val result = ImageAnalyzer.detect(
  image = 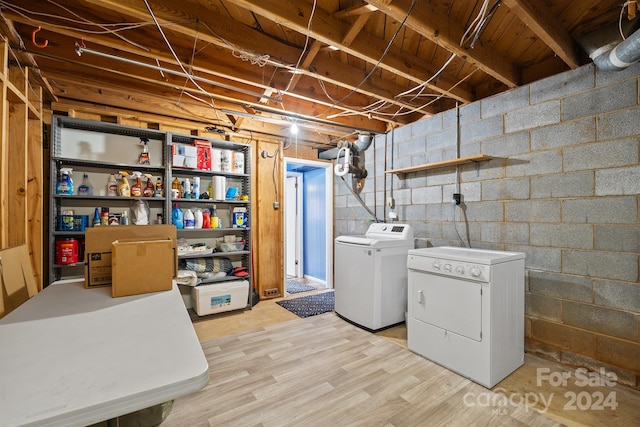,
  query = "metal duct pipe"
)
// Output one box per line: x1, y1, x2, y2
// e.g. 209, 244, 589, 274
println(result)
578, 18, 640, 71
318, 133, 375, 160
